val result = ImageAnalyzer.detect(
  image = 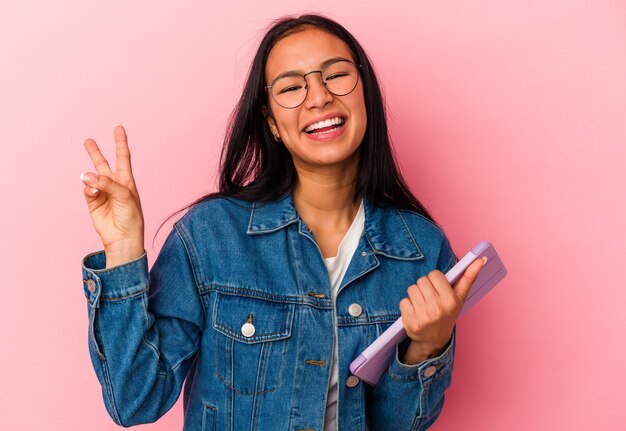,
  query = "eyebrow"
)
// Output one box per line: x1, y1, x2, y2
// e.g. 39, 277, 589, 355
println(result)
269, 56, 352, 83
